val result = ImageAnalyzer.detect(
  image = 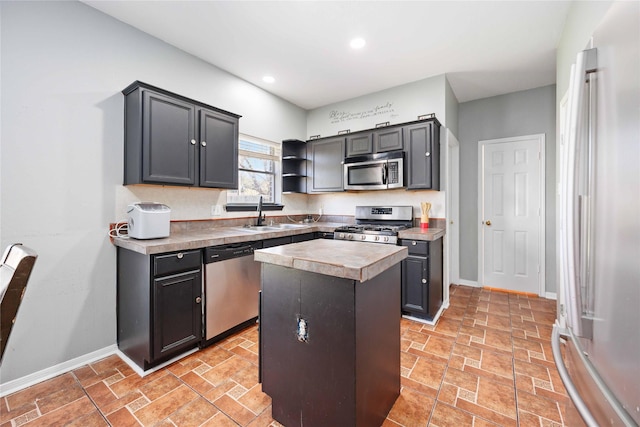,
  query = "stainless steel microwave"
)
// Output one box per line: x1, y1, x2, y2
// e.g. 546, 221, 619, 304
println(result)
343, 151, 404, 190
